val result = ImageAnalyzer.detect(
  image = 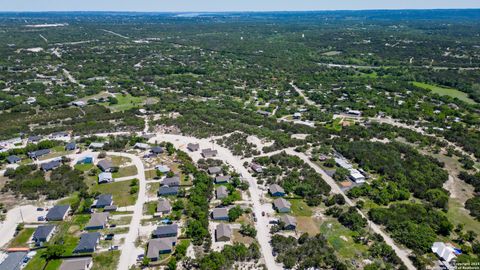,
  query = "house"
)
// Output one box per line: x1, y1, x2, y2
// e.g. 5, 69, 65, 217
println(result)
349, 169, 366, 183
257, 110, 271, 117
162, 176, 180, 187
187, 143, 199, 152
134, 143, 150, 150
32, 225, 56, 246
432, 242, 460, 264
158, 186, 179, 196
103, 205, 118, 212
78, 156, 94, 164
74, 232, 101, 253
250, 163, 263, 173
92, 194, 113, 208
89, 142, 105, 149
216, 186, 228, 199
155, 165, 170, 173
65, 142, 76, 151
50, 132, 69, 141
201, 148, 218, 158
28, 149, 50, 159
346, 109, 362, 117
97, 160, 114, 172
215, 175, 231, 184
280, 215, 297, 230
157, 198, 171, 214
0, 251, 28, 270
59, 257, 93, 270
98, 172, 113, 184
147, 238, 175, 260
28, 135, 43, 143
152, 224, 178, 238
208, 166, 222, 175
212, 208, 229, 220
46, 205, 70, 221
273, 198, 291, 213
334, 158, 352, 169
41, 160, 61, 171
6, 155, 21, 164
215, 223, 232, 242
293, 112, 302, 119
85, 213, 109, 230
269, 184, 285, 197
150, 146, 164, 155
71, 101, 87, 107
